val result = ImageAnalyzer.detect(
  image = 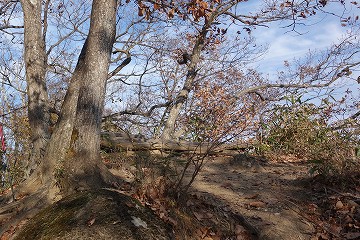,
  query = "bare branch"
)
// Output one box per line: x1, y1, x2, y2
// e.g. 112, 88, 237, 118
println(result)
103, 101, 172, 120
